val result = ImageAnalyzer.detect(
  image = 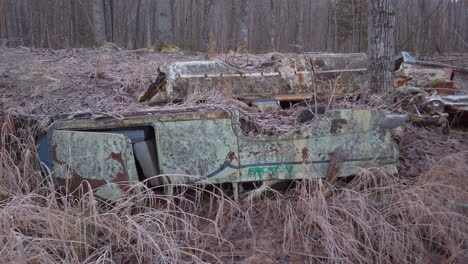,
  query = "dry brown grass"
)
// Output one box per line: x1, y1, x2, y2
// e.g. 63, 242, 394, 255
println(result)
227, 167, 467, 263
1, 113, 467, 263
